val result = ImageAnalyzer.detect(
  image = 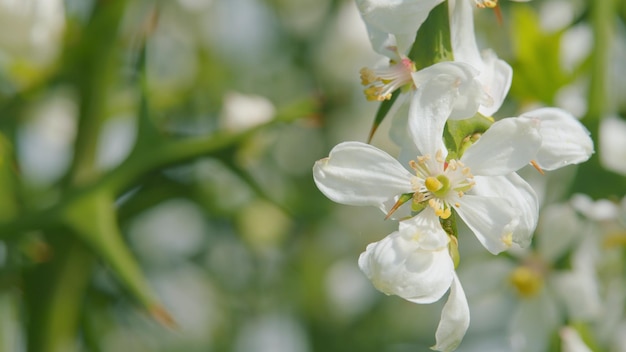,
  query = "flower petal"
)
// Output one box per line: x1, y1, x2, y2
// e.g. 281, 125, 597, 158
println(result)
509, 291, 559, 352
472, 173, 539, 249
519, 107, 593, 170
399, 208, 450, 250
560, 326, 593, 352
461, 117, 542, 176
313, 141, 414, 213
449, 0, 511, 116
455, 194, 518, 254
408, 62, 481, 157
355, 0, 444, 55
358, 227, 454, 304
432, 273, 470, 352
